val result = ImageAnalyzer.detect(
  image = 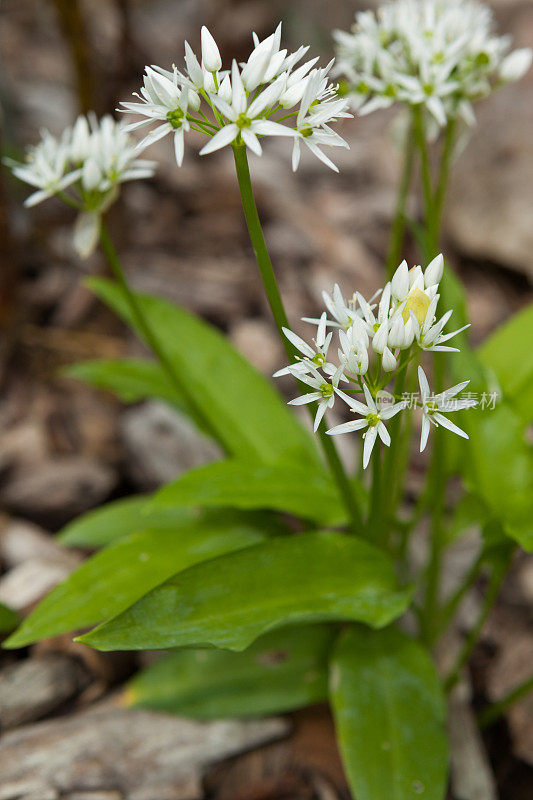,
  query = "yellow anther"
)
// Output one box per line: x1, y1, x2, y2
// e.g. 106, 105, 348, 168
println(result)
402, 288, 431, 325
